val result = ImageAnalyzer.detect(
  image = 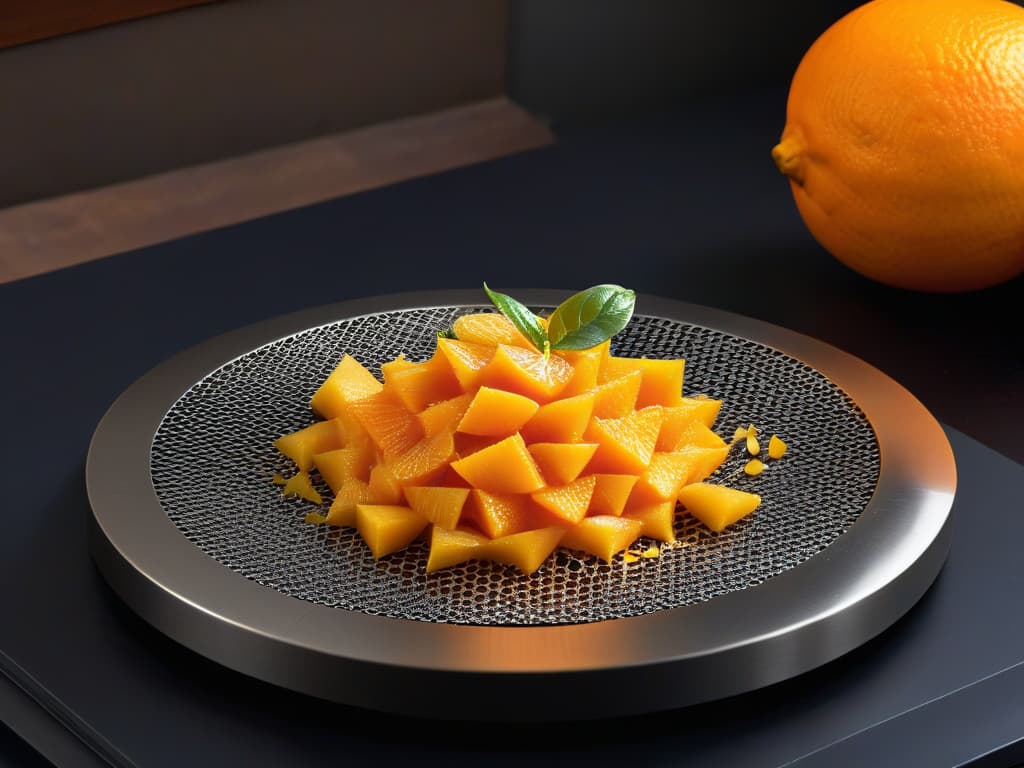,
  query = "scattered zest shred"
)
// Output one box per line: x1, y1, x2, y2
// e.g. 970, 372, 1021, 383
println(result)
744, 458, 765, 476
271, 473, 287, 485
623, 552, 640, 564
305, 512, 328, 525
768, 435, 788, 459
732, 426, 748, 442
641, 546, 660, 559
